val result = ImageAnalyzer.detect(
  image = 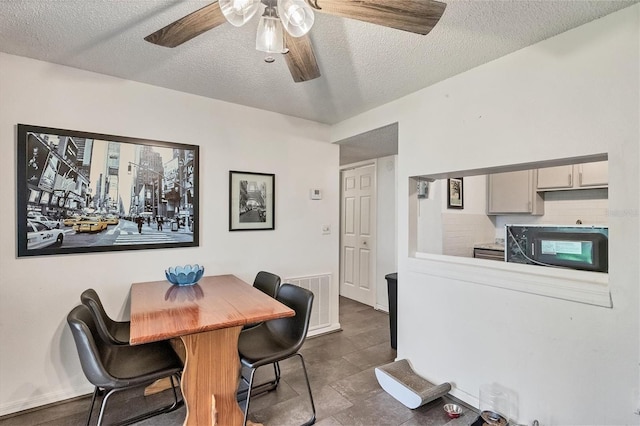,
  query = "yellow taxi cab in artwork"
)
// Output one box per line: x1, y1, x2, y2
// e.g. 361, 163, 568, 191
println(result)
63, 215, 81, 227
105, 214, 120, 225
73, 216, 108, 233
